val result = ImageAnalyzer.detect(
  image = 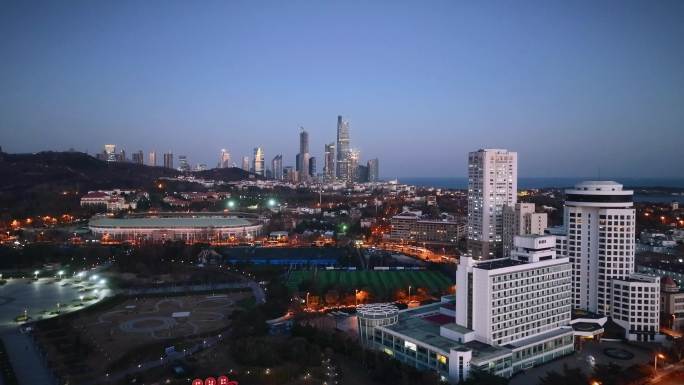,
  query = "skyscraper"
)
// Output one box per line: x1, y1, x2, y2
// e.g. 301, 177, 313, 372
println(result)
356, 164, 369, 183
148, 151, 157, 167
178, 155, 190, 172
219, 149, 231, 168
561, 181, 635, 315
104, 144, 117, 162
271, 154, 283, 180
324, 142, 335, 180
308, 156, 316, 177
348, 149, 360, 183
132, 150, 144, 165
298, 128, 310, 182
253, 147, 264, 176
241, 156, 249, 172
335, 115, 350, 181
467, 149, 518, 259
367, 158, 379, 182
163, 152, 174, 169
